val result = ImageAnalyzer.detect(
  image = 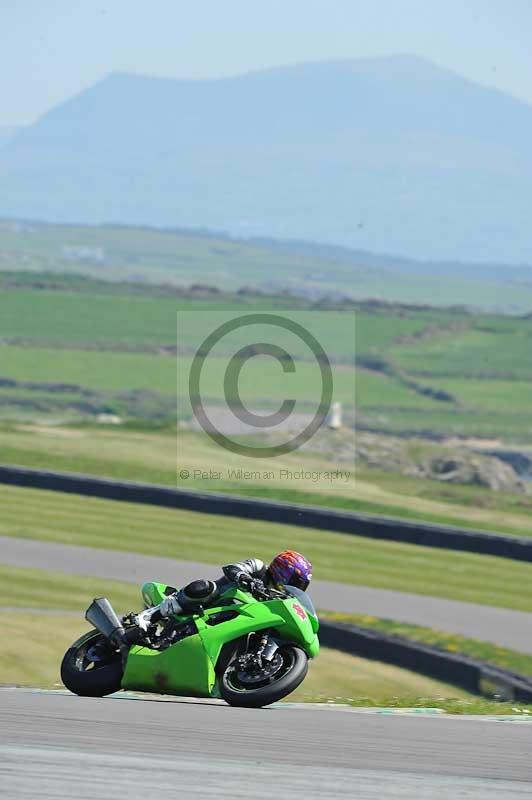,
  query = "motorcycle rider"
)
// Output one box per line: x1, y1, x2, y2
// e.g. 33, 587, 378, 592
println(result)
136, 550, 313, 631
